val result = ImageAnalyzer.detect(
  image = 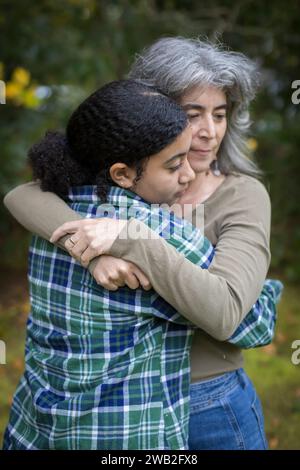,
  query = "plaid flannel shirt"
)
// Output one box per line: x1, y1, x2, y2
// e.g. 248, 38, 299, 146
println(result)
3, 186, 213, 450
3, 185, 282, 451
